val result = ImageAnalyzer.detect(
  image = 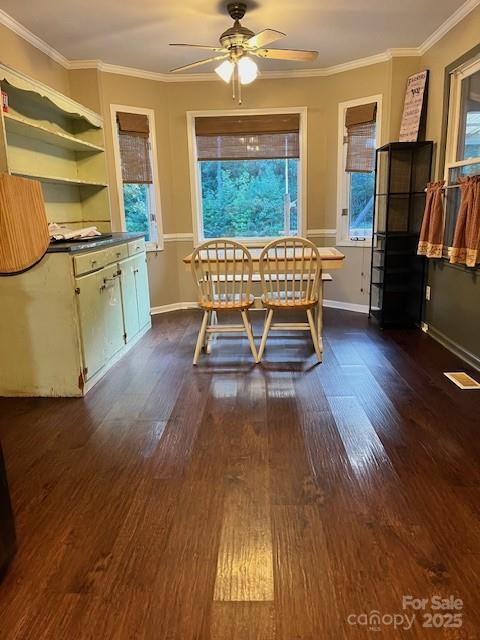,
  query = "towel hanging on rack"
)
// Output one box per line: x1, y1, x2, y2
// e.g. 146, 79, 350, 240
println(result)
449, 175, 480, 267
418, 181, 445, 258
